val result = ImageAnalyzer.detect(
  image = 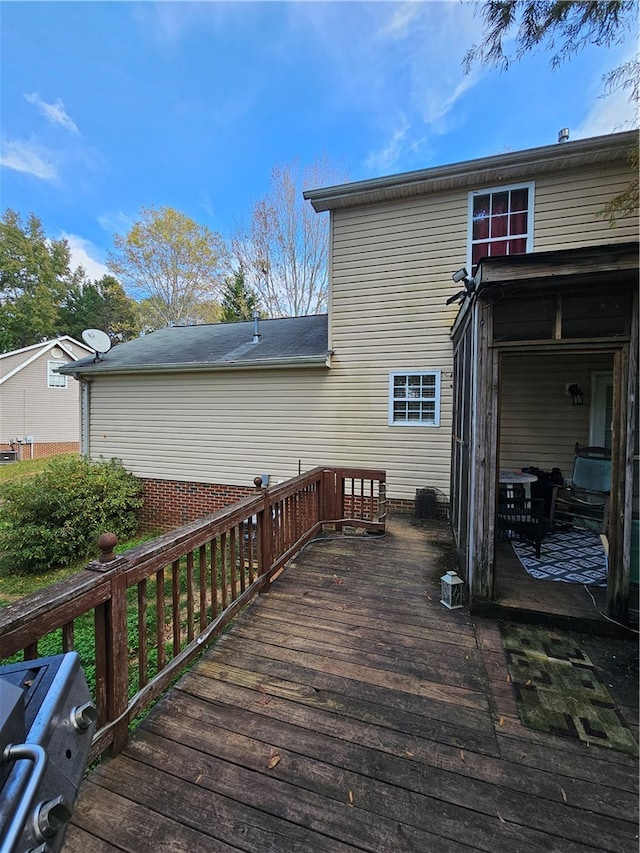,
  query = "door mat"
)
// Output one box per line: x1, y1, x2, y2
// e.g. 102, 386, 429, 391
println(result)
511, 527, 607, 585
500, 624, 638, 755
